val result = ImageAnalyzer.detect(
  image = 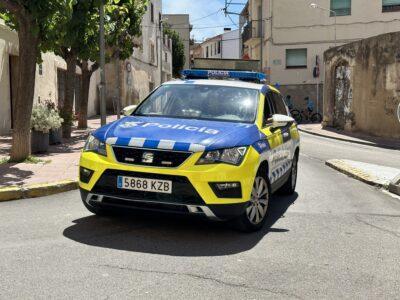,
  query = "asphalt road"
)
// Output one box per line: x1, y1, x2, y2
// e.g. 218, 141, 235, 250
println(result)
1, 133, 400, 299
